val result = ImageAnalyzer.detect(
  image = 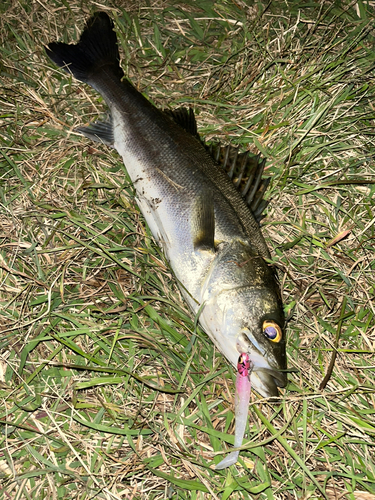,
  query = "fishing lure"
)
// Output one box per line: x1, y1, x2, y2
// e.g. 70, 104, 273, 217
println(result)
216, 353, 253, 469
